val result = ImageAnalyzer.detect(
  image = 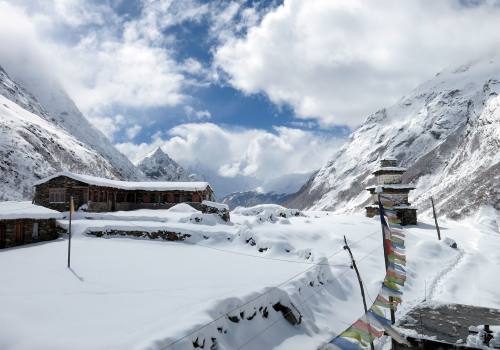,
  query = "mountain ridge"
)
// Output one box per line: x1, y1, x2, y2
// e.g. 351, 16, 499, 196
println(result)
286, 56, 500, 218
0, 65, 142, 200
